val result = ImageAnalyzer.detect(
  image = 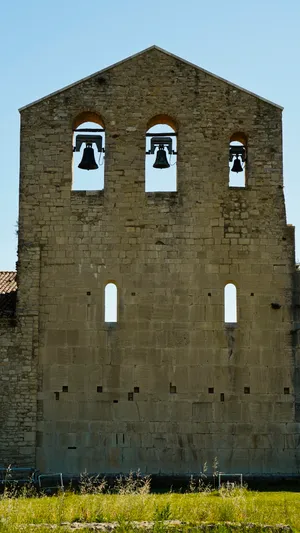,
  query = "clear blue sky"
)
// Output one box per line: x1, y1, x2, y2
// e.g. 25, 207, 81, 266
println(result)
1, 0, 300, 270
